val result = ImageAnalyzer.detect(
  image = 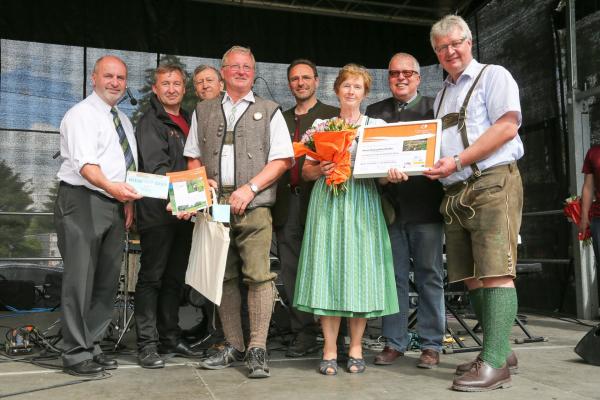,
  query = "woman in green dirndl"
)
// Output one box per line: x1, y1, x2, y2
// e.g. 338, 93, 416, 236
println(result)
293, 64, 407, 375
